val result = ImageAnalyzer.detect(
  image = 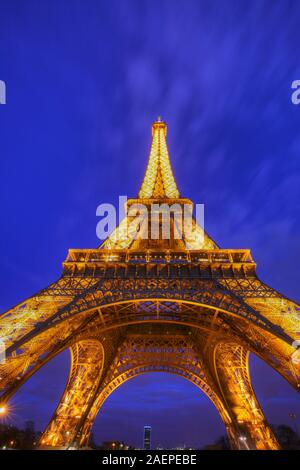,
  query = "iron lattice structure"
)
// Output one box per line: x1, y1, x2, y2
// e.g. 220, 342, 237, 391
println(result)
0, 119, 299, 450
